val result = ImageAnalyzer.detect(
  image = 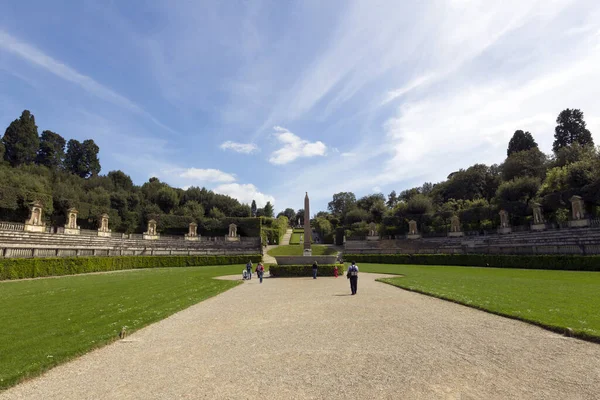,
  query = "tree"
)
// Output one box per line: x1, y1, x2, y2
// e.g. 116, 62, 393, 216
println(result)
553, 108, 594, 153
386, 190, 398, 208
263, 201, 274, 218
251, 200, 257, 217
282, 208, 295, 221
65, 139, 101, 178
327, 192, 356, 217
156, 187, 179, 213
2, 110, 39, 166
501, 147, 548, 181
36, 130, 66, 169
108, 170, 134, 191
507, 130, 537, 156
